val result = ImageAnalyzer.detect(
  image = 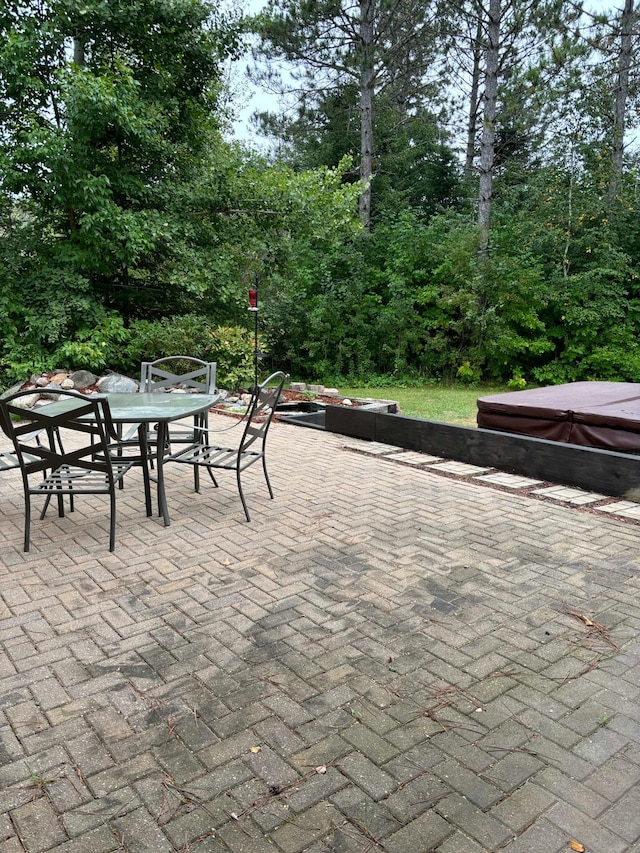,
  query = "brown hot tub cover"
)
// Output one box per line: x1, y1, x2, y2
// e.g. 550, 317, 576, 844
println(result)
477, 382, 640, 451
